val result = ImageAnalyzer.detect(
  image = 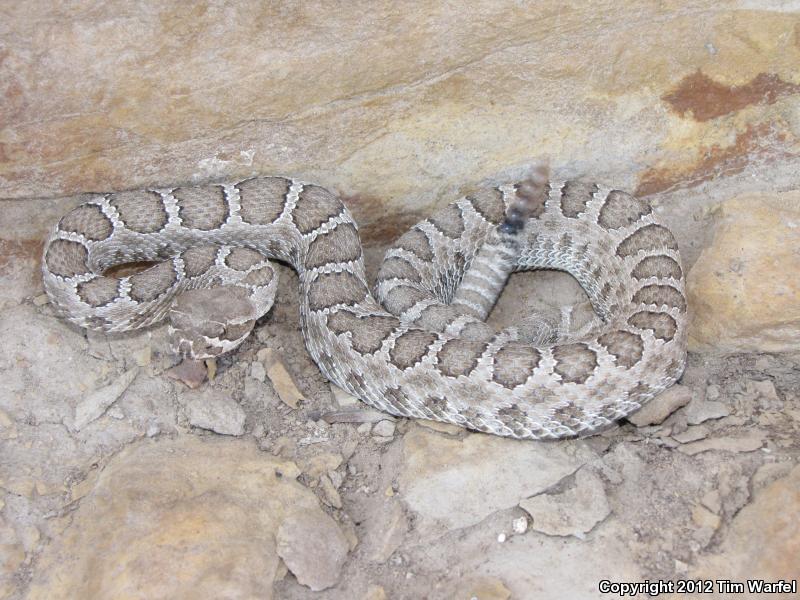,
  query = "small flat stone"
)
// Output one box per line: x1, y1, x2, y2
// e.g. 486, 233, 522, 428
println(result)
372, 420, 396, 438
363, 500, 408, 563
701, 489, 722, 514
671, 425, 710, 444
250, 361, 266, 382
519, 469, 610, 538
318, 474, 343, 509
364, 585, 388, 600
185, 389, 246, 436
257, 348, 304, 409
684, 398, 731, 425
628, 384, 692, 426
72, 367, 139, 431
677, 431, 765, 456
300, 452, 343, 479
692, 504, 721, 530
276, 511, 349, 591
165, 359, 207, 389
